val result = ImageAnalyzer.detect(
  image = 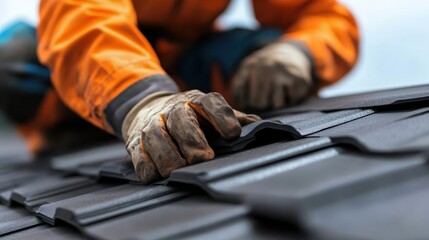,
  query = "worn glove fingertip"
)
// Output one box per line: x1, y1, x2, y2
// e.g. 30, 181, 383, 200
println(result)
186, 147, 215, 165
127, 135, 161, 184
135, 160, 161, 184
245, 114, 261, 122
233, 110, 261, 125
